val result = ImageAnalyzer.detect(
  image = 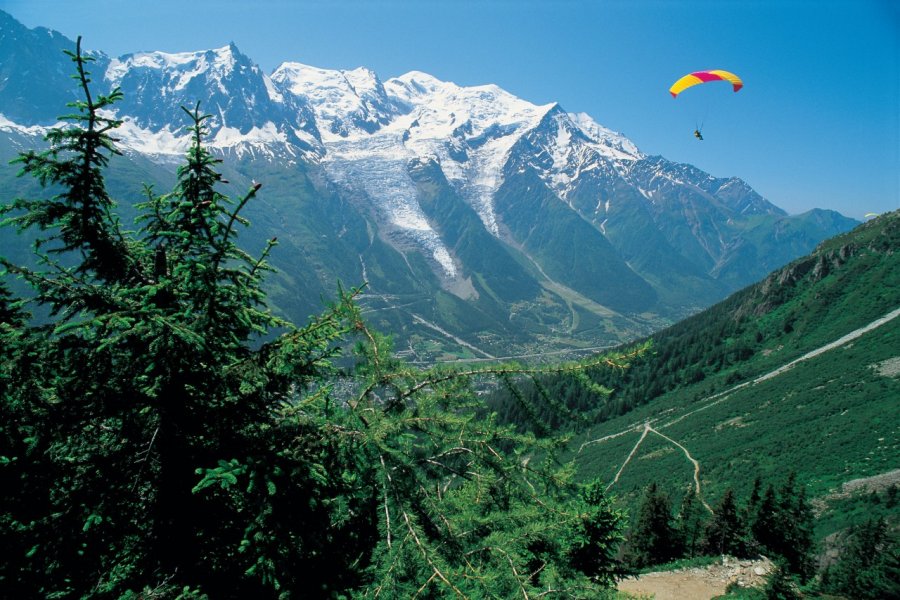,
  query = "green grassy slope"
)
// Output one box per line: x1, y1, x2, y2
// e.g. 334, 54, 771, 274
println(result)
553, 211, 900, 537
